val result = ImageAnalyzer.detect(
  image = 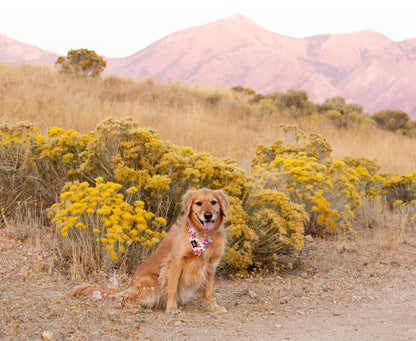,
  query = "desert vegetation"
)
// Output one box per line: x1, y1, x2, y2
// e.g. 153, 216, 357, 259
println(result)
1, 63, 416, 280
55, 49, 107, 78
